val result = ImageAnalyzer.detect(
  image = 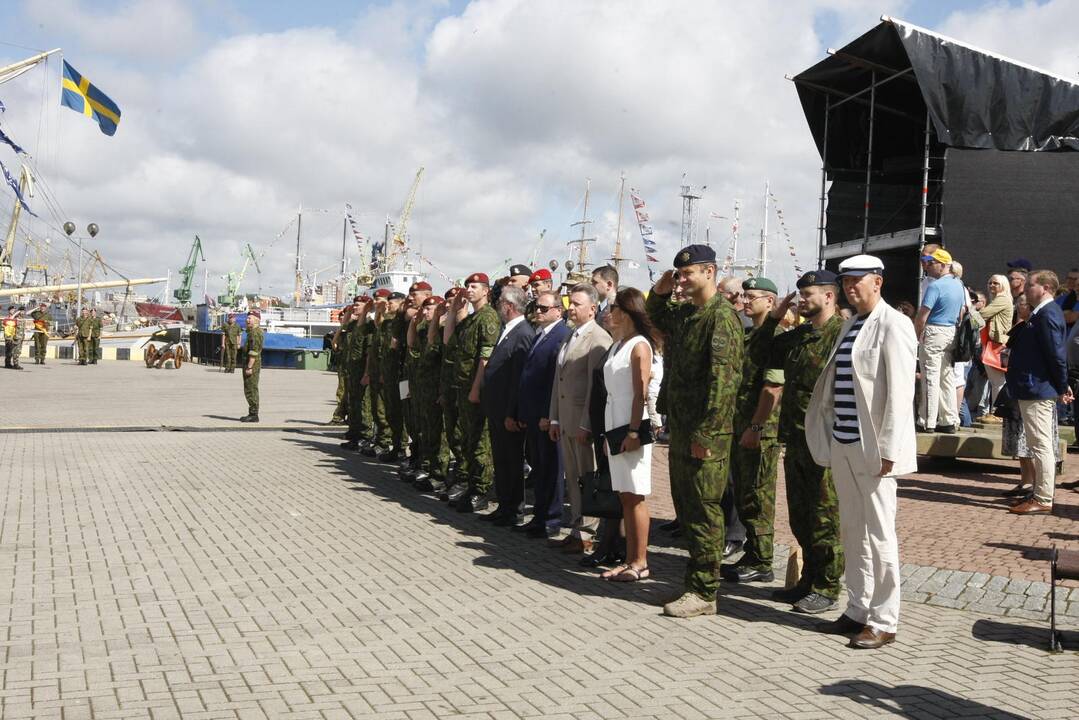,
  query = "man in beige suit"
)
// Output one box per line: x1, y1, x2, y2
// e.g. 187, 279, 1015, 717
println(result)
548, 283, 612, 553
805, 254, 918, 650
